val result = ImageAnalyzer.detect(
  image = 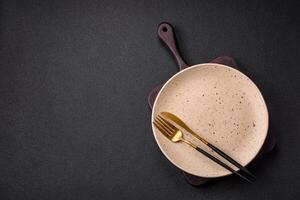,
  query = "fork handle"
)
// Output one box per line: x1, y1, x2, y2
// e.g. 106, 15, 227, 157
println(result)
207, 143, 255, 178
195, 147, 252, 183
